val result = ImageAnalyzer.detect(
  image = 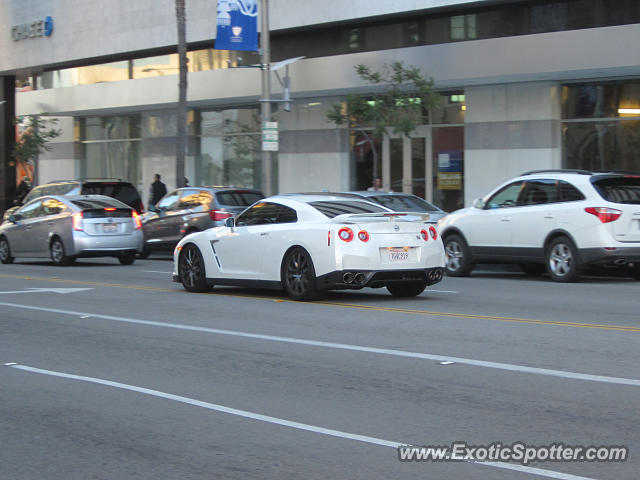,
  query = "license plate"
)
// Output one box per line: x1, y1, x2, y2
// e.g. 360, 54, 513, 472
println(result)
102, 223, 118, 233
389, 247, 409, 262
